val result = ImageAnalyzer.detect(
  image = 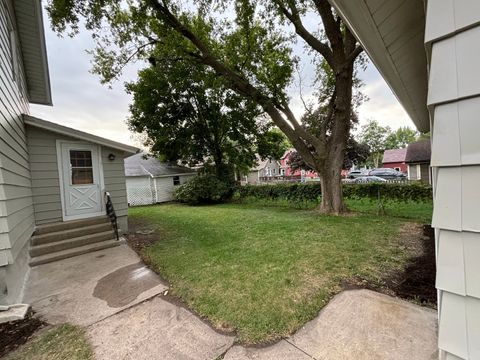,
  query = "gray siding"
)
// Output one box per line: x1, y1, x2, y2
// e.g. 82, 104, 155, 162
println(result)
0, 0, 33, 304
26, 125, 130, 233
425, 1, 480, 359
